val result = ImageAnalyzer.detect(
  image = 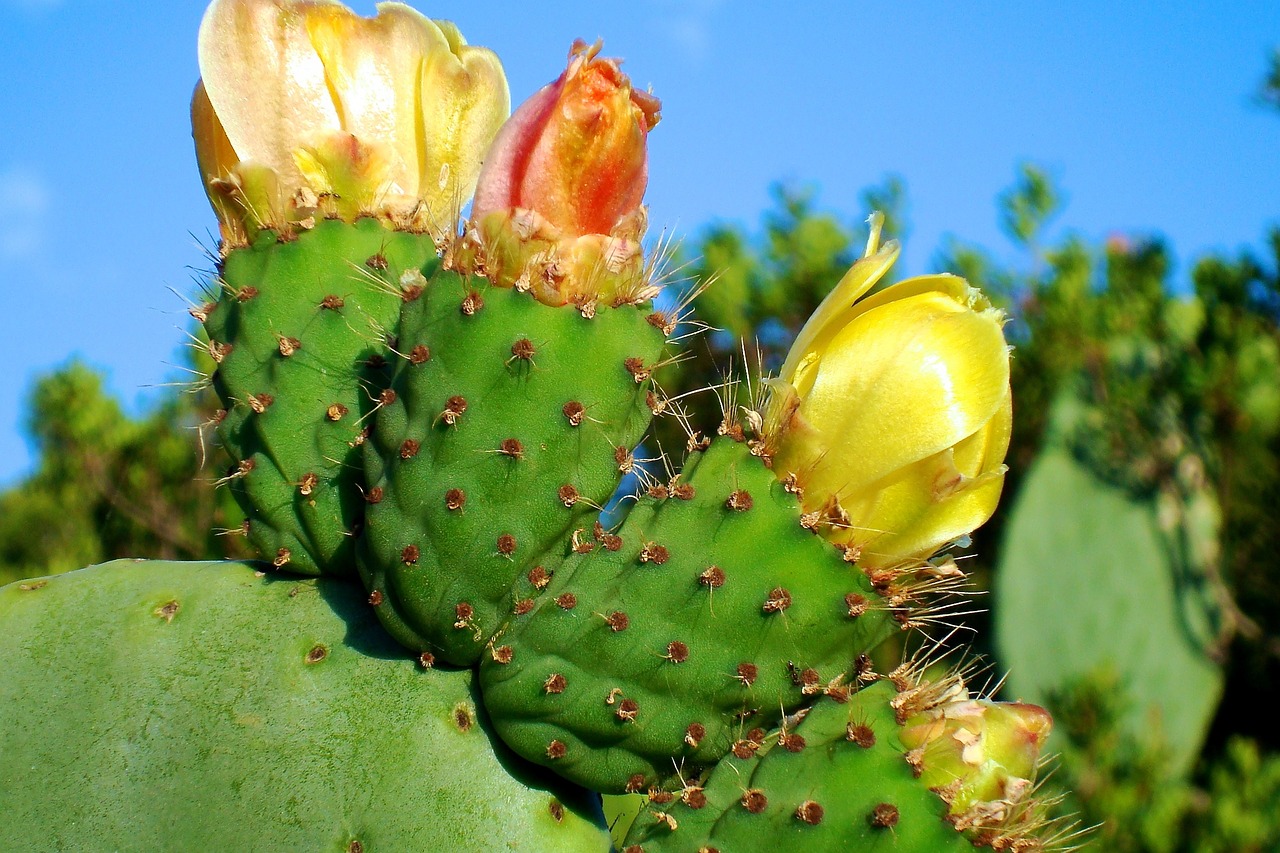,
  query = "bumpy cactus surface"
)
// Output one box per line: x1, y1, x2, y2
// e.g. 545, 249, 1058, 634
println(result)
621, 679, 1055, 852
359, 273, 666, 664
202, 219, 439, 576
0, 559, 610, 851
479, 437, 901, 793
